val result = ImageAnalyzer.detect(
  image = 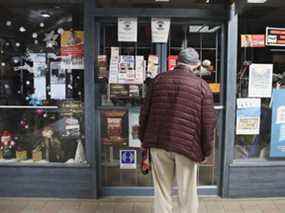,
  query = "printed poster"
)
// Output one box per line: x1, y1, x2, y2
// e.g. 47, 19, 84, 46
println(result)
266, 27, 285, 47
151, 18, 171, 43
120, 150, 137, 169
135, 56, 145, 84
97, 55, 108, 79
109, 47, 120, 84
61, 56, 84, 70
118, 56, 135, 83
248, 64, 273, 98
61, 31, 84, 57
147, 55, 159, 78
236, 98, 261, 135
168, 55, 178, 71
30, 53, 47, 100
50, 62, 66, 100
128, 109, 141, 148
241, 34, 265, 48
118, 17, 137, 42
270, 89, 285, 157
